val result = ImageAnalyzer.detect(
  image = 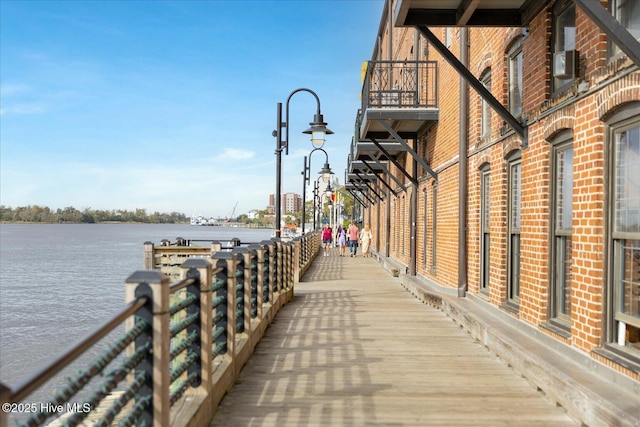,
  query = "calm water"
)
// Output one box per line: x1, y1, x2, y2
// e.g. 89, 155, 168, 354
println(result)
0, 224, 272, 396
